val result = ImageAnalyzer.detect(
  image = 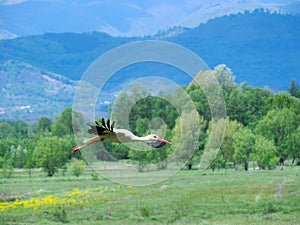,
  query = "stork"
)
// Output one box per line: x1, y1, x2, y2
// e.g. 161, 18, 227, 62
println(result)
71, 118, 171, 153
